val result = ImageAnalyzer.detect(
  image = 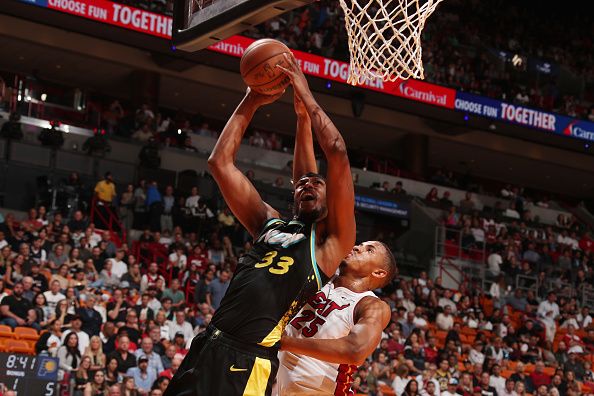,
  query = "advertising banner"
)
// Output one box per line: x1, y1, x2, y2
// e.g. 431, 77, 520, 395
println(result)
31, 0, 172, 38
16, 0, 594, 143
454, 92, 594, 143
355, 195, 410, 218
